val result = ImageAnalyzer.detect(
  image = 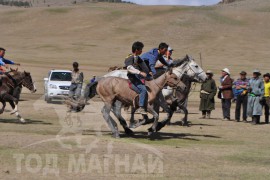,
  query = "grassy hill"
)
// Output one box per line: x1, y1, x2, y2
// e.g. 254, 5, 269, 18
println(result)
0, 0, 270, 87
